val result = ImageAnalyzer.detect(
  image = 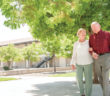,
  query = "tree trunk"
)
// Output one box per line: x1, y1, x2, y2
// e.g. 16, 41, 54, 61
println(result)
53, 60, 56, 72
26, 60, 29, 68
30, 61, 33, 68
53, 54, 56, 72
7, 61, 11, 69
28, 59, 30, 68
